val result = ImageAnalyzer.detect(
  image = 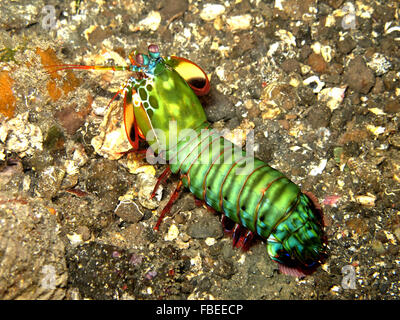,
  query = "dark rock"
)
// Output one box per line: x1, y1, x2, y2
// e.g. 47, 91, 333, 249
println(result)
308, 53, 328, 73
172, 193, 198, 214
373, 4, 395, 23
43, 125, 65, 152
85, 159, 129, 212
200, 88, 236, 123
381, 37, 398, 57
87, 26, 112, 46
337, 37, 356, 54
329, 63, 344, 77
281, 59, 301, 73
343, 141, 361, 157
299, 45, 313, 61
159, 0, 188, 21
114, 201, 143, 223
307, 104, 331, 129
382, 71, 398, 91
372, 77, 384, 94
344, 56, 375, 94
55, 104, 87, 135
213, 260, 236, 279
328, 0, 344, 9
298, 85, 317, 106
349, 92, 361, 105
384, 100, 400, 113
35, 166, 65, 199
187, 210, 224, 239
